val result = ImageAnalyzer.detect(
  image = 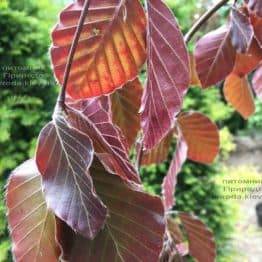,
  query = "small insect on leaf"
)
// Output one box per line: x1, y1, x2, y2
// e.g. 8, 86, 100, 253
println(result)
51, 0, 147, 99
